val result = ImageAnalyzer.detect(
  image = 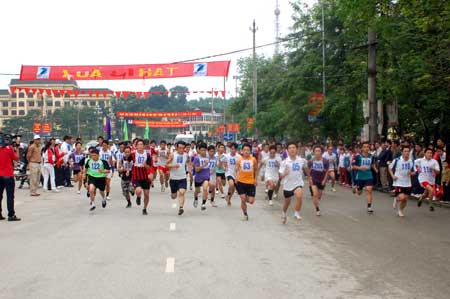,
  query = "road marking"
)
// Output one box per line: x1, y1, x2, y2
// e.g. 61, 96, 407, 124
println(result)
170, 223, 176, 231
347, 216, 359, 222
171, 202, 177, 209
165, 257, 175, 273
